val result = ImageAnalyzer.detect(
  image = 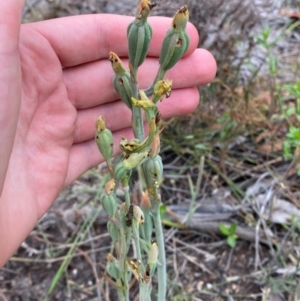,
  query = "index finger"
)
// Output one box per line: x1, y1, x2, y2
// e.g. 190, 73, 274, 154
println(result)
23, 14, 199, 67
